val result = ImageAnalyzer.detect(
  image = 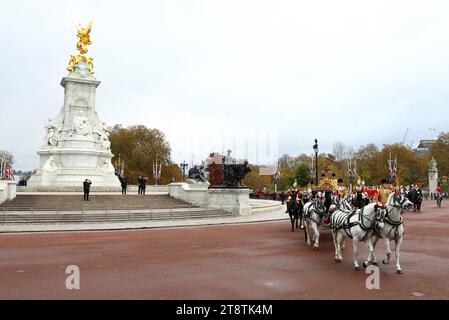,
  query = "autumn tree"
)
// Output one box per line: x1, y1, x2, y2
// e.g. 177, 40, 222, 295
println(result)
109, 125, 182, 184
243, 166, 275, 191
379, 144, 428, 187
353, 143, 381, 184
0, 150, 14, 165
295, 163, 310, 187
